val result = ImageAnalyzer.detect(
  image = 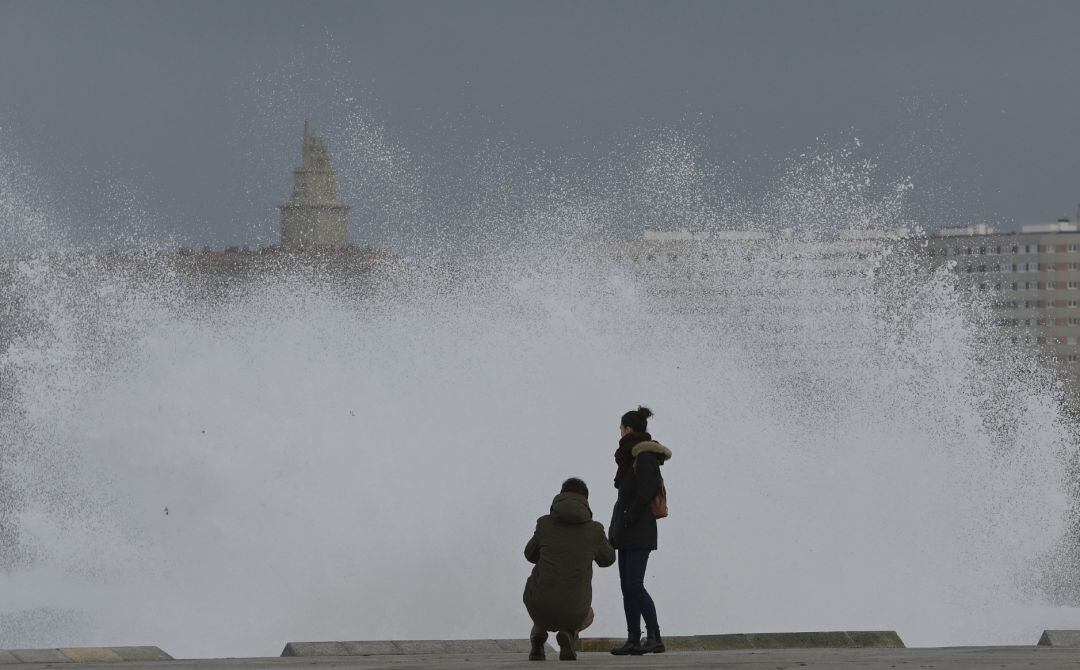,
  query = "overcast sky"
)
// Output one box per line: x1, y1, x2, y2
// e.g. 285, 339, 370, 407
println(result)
1, 0, 1079, 249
